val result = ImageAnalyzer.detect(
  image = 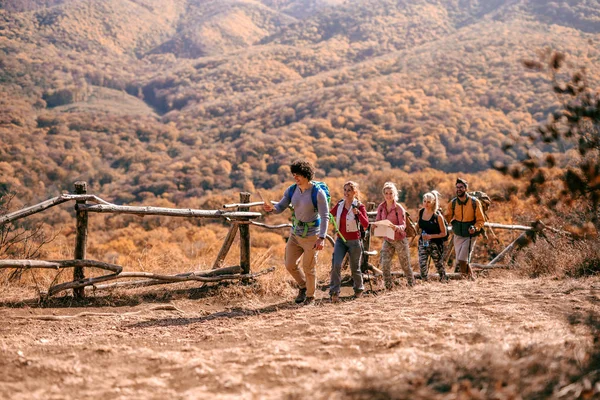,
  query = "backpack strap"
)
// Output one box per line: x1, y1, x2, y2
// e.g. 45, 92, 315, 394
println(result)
437, 211, 449, 240
286, 184, 297, 201
354, 201, 363, 237
418, 208, 425, 235
451, 197, 457, 220
397, 204, 408, 227
330, 199, 346, 242
436, 211, 445, 227
310, 185, 318, 211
